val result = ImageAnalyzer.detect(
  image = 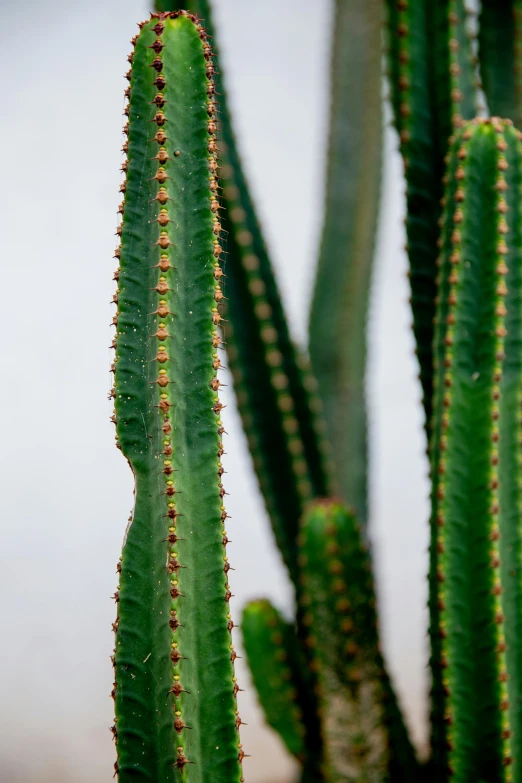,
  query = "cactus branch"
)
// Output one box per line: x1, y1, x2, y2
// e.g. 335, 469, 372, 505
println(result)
300, 501, 418, 782
242, 600, 306, 761
112, 13, 242, 781
154, 0, 333, 588
429, 118, 522, 781
385, 0, 477, 430
309, 0, 382, 524
479, 0, 522, 128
